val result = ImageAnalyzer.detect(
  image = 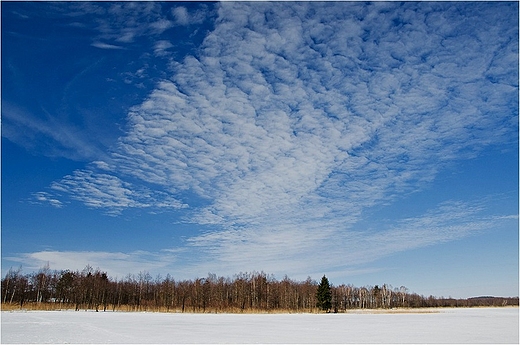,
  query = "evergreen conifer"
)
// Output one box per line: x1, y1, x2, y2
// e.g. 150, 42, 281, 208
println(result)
316, 275, 332, 312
